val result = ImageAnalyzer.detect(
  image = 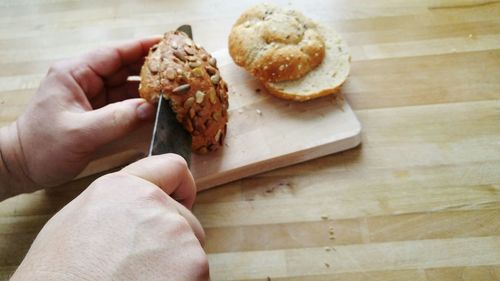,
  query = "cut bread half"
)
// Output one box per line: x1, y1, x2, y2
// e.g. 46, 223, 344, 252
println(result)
263, 25, 350, 101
